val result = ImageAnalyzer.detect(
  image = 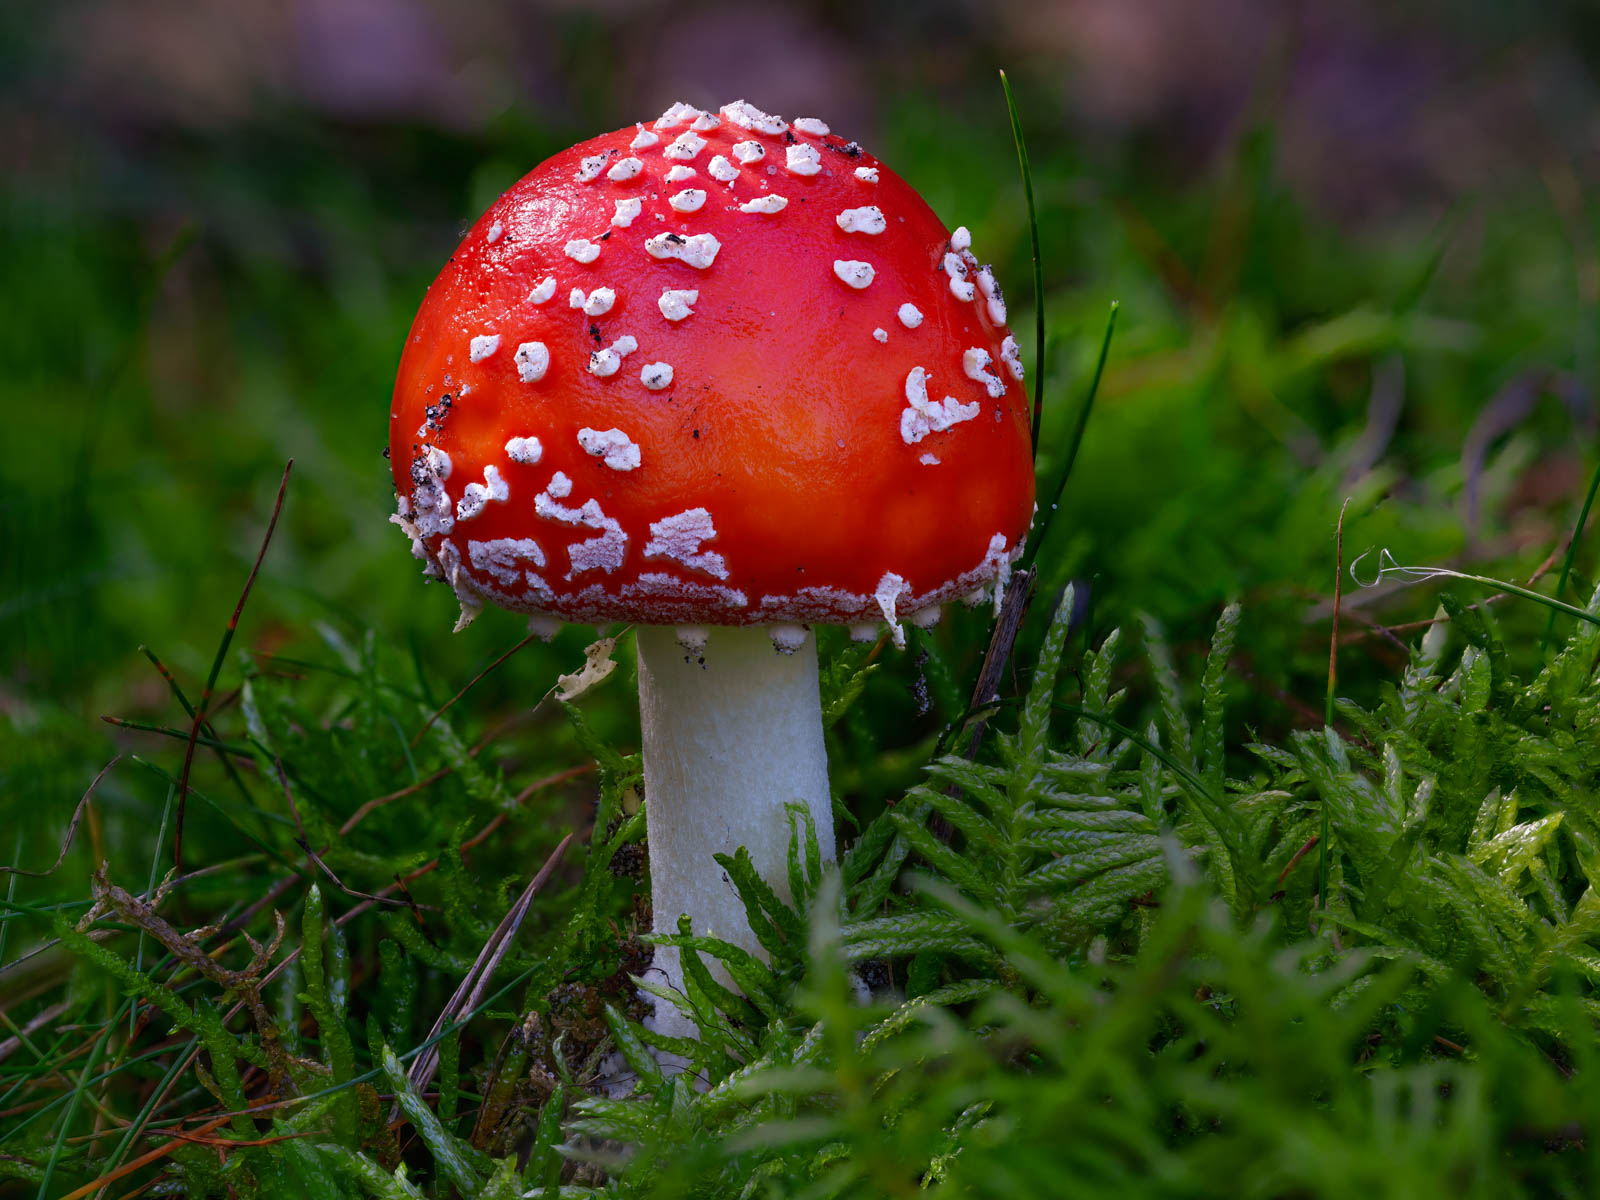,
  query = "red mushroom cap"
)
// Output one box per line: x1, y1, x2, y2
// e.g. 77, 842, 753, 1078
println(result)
389, 100, 1035, 631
